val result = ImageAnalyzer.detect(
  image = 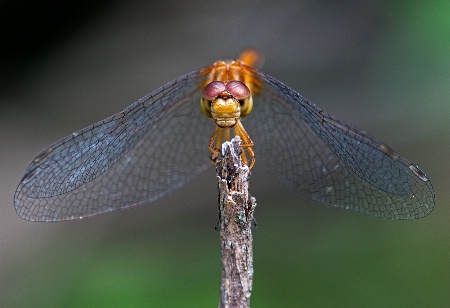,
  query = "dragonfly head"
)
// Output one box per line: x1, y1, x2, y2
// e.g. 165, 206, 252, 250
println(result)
201, 81, 253, 127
